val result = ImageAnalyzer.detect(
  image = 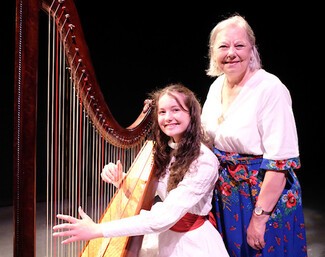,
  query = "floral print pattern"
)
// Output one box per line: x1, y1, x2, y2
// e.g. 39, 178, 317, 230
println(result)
212, 148, 308, 257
